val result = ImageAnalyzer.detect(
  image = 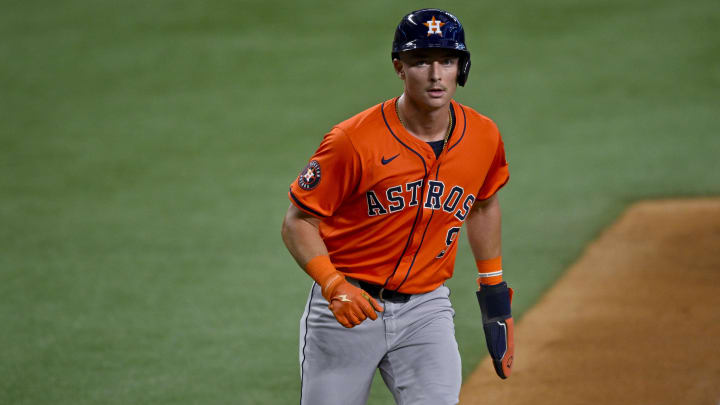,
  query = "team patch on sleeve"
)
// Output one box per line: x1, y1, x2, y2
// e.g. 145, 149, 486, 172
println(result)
297, 160, 321, 190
